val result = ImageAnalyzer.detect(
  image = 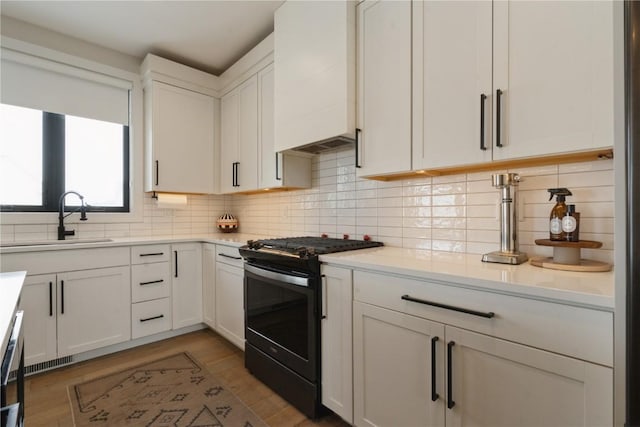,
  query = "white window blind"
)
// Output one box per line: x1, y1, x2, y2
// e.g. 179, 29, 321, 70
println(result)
1, 48, 131, 125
